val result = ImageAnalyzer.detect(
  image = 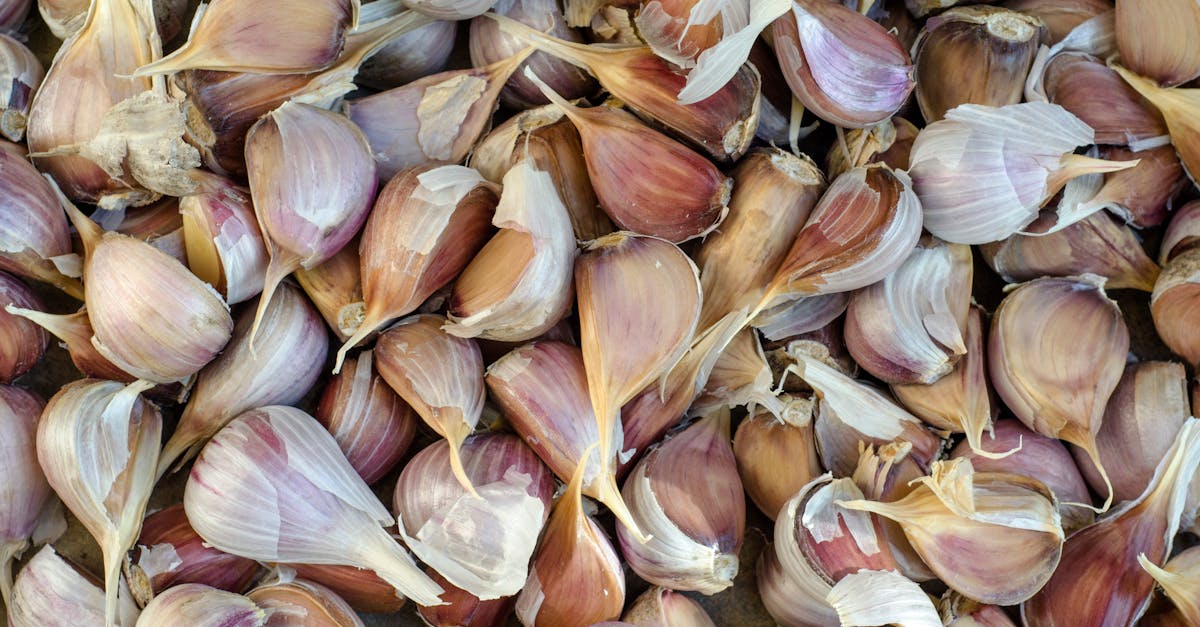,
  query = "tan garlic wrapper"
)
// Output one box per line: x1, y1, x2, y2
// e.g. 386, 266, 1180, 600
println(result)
0, 385, 52, 609
1112, 65, 1200, 184
374, 314, 485, 495
825, 117, 919, 180
38, 379, 161, 626
0, 34, 42, 142
631, 0, 721, 68
333, 164, 497, 371
7, 545, 139, 627
135, 583, 265, 626
694, 148, 824, 332
733, 402, 821, 521
0, 145, 80, 299
988, 274, 1127, 511
247, 577, 363, 627
38, 0, 187, 40
623, 586, 715, 626
825, 569, 940, 627
180, 172, 269, 306
0, 272, 47, 383
913, 6, 1045, 123
1115, 0, 1200, 87
1140, 546, 1200, 625
1022, 418, 1200, 625
294, 236, 362, 342
126, 504, 259, 602
1151, 248, 1200, 369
